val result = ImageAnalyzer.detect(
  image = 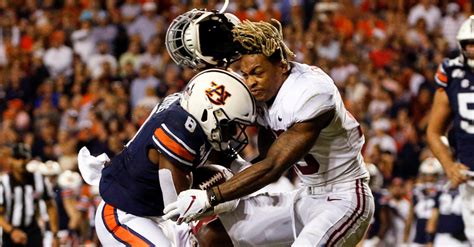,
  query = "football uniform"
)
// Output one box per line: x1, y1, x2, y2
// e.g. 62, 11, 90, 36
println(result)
95, 94, 210, 246
433, 187, 469, 246
384, 197, 411, 246
220, 62, 373, 246
435, 56, 474, 244
412, 184, 438, 244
